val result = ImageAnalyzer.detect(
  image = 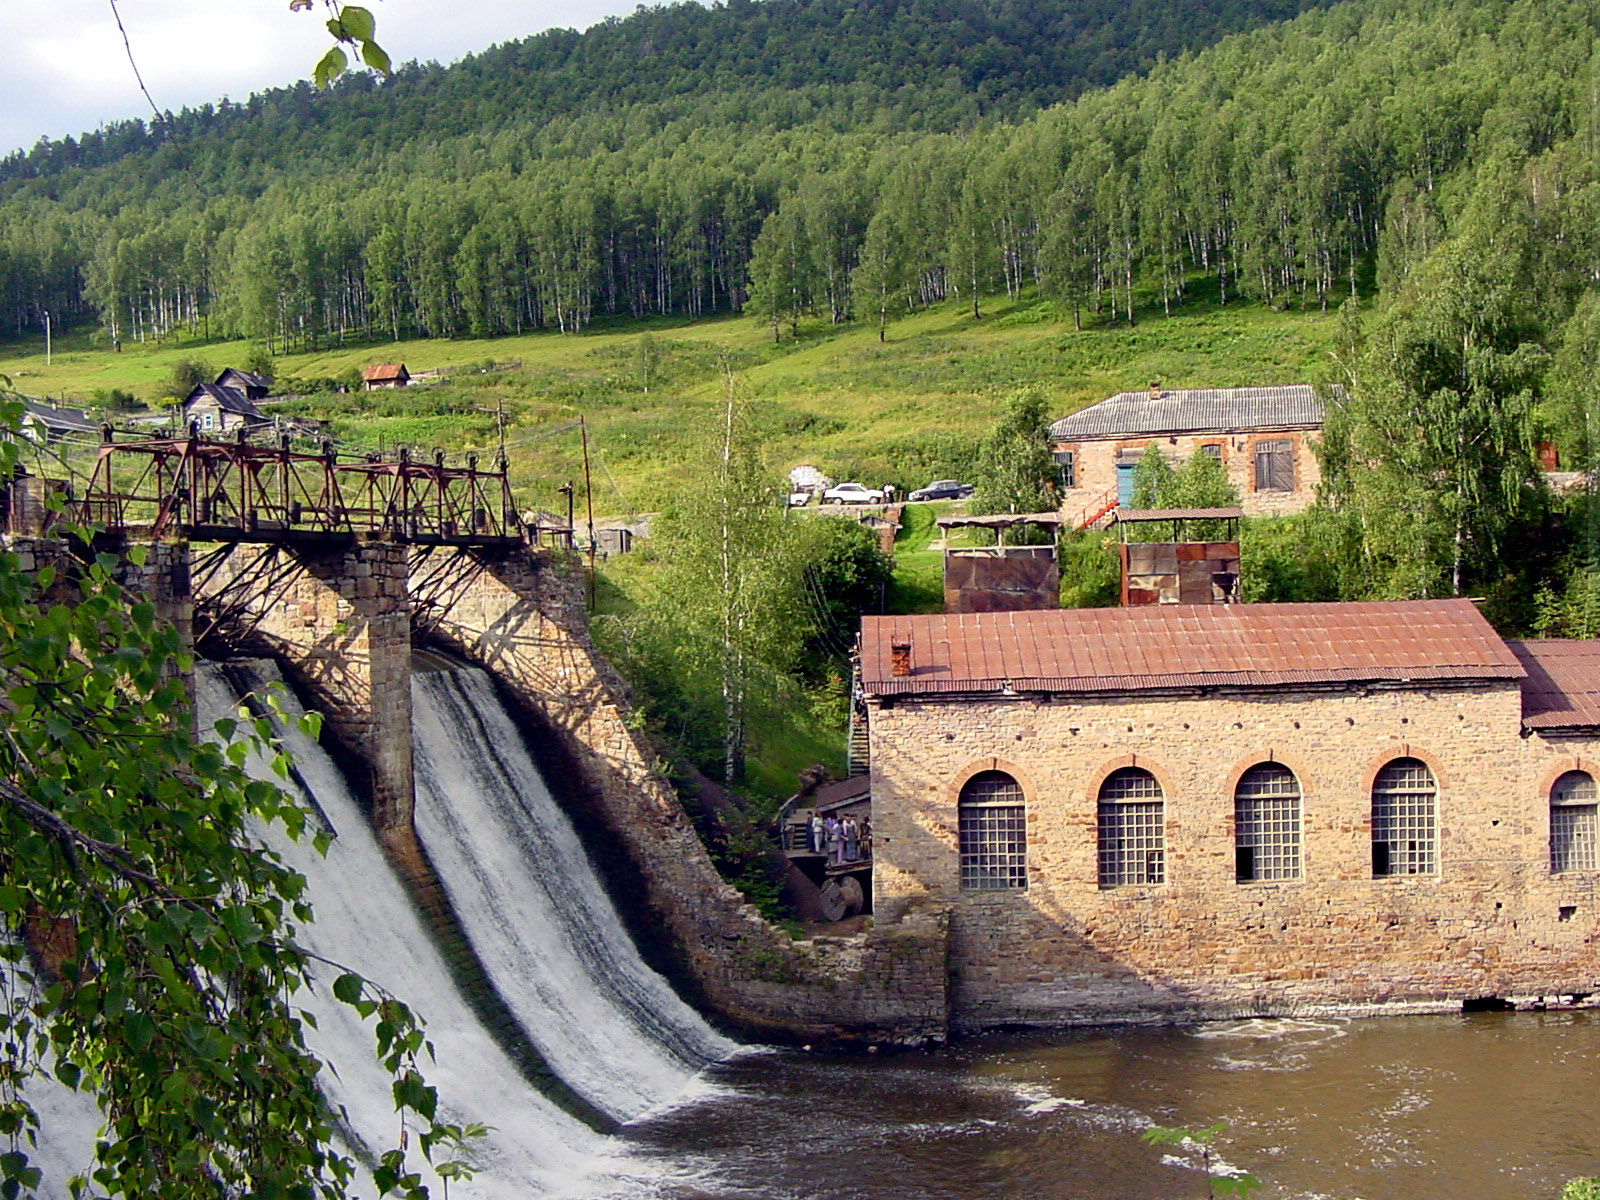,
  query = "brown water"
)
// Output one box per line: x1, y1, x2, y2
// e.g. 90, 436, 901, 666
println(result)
619, 1012, 1600, 1199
